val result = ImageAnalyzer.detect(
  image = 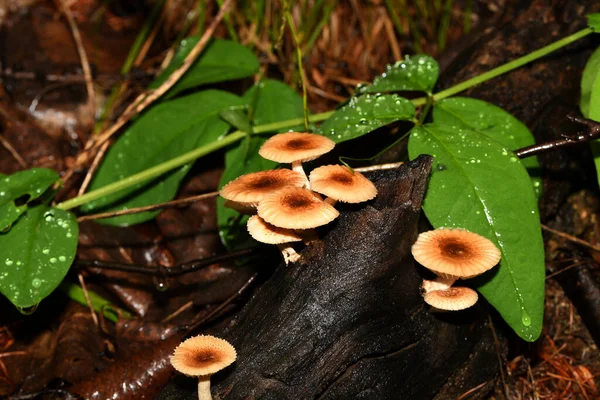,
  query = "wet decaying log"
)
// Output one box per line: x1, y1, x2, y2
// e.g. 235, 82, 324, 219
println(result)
158, 156, 499, 400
